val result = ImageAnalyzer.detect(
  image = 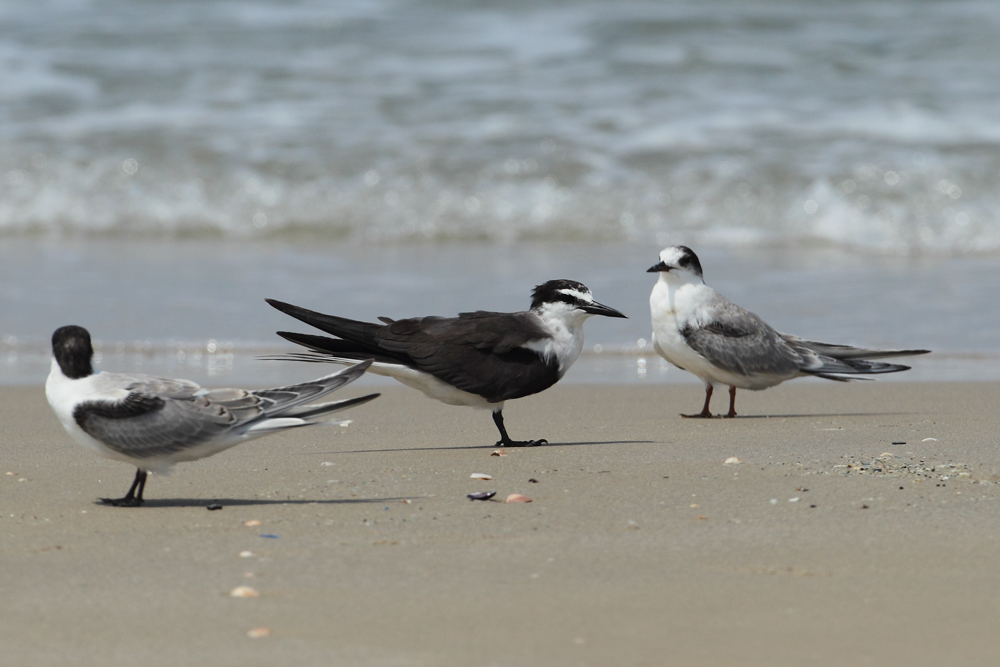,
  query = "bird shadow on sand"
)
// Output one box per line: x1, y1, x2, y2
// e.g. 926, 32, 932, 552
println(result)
325, 439, 656, 455
718, 411, 922, 420
94, 496, 412, 509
